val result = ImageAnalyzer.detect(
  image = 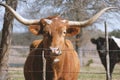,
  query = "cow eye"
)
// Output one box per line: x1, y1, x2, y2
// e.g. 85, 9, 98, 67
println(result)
63, 30, 66, 34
